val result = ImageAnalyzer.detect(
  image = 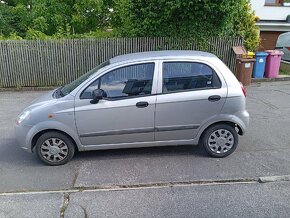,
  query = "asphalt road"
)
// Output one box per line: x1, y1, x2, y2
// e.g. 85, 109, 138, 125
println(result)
0, 81, 290, 217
